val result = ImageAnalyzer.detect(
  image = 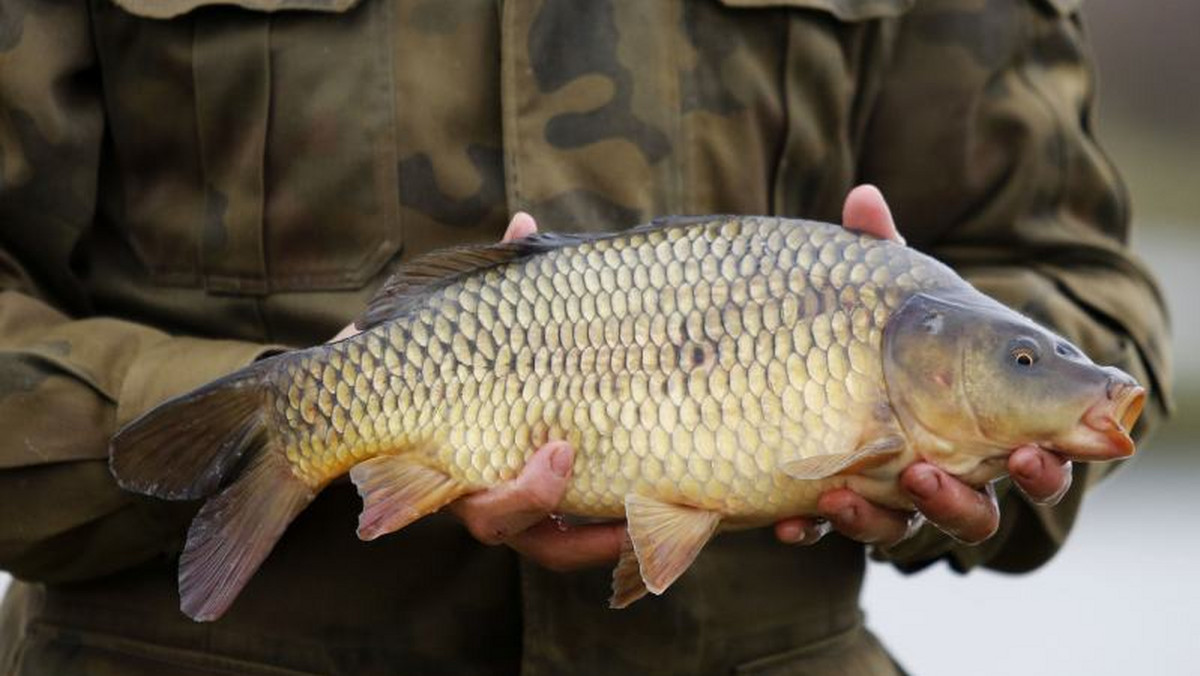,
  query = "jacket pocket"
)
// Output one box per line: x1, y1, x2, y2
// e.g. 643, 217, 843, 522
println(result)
14, 622, 323, 676
94, 0, 400, 294
733, 625, 901, 676
704, 0, 915, 221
